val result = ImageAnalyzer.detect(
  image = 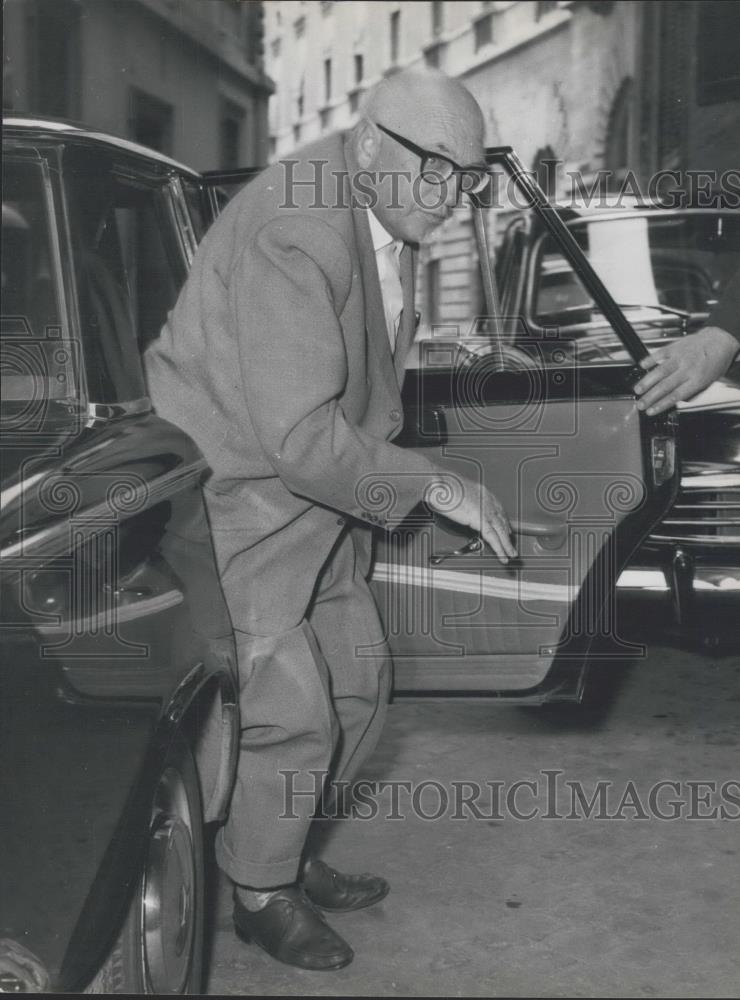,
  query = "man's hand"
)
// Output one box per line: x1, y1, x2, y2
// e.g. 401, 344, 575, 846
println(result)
635, 326, 739, 416
425, 479, 517, 564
